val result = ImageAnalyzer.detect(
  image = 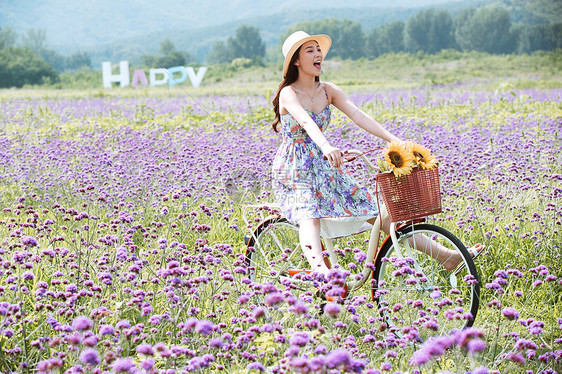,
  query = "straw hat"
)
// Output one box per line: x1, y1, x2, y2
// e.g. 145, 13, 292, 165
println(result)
282, 31, 331, 78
